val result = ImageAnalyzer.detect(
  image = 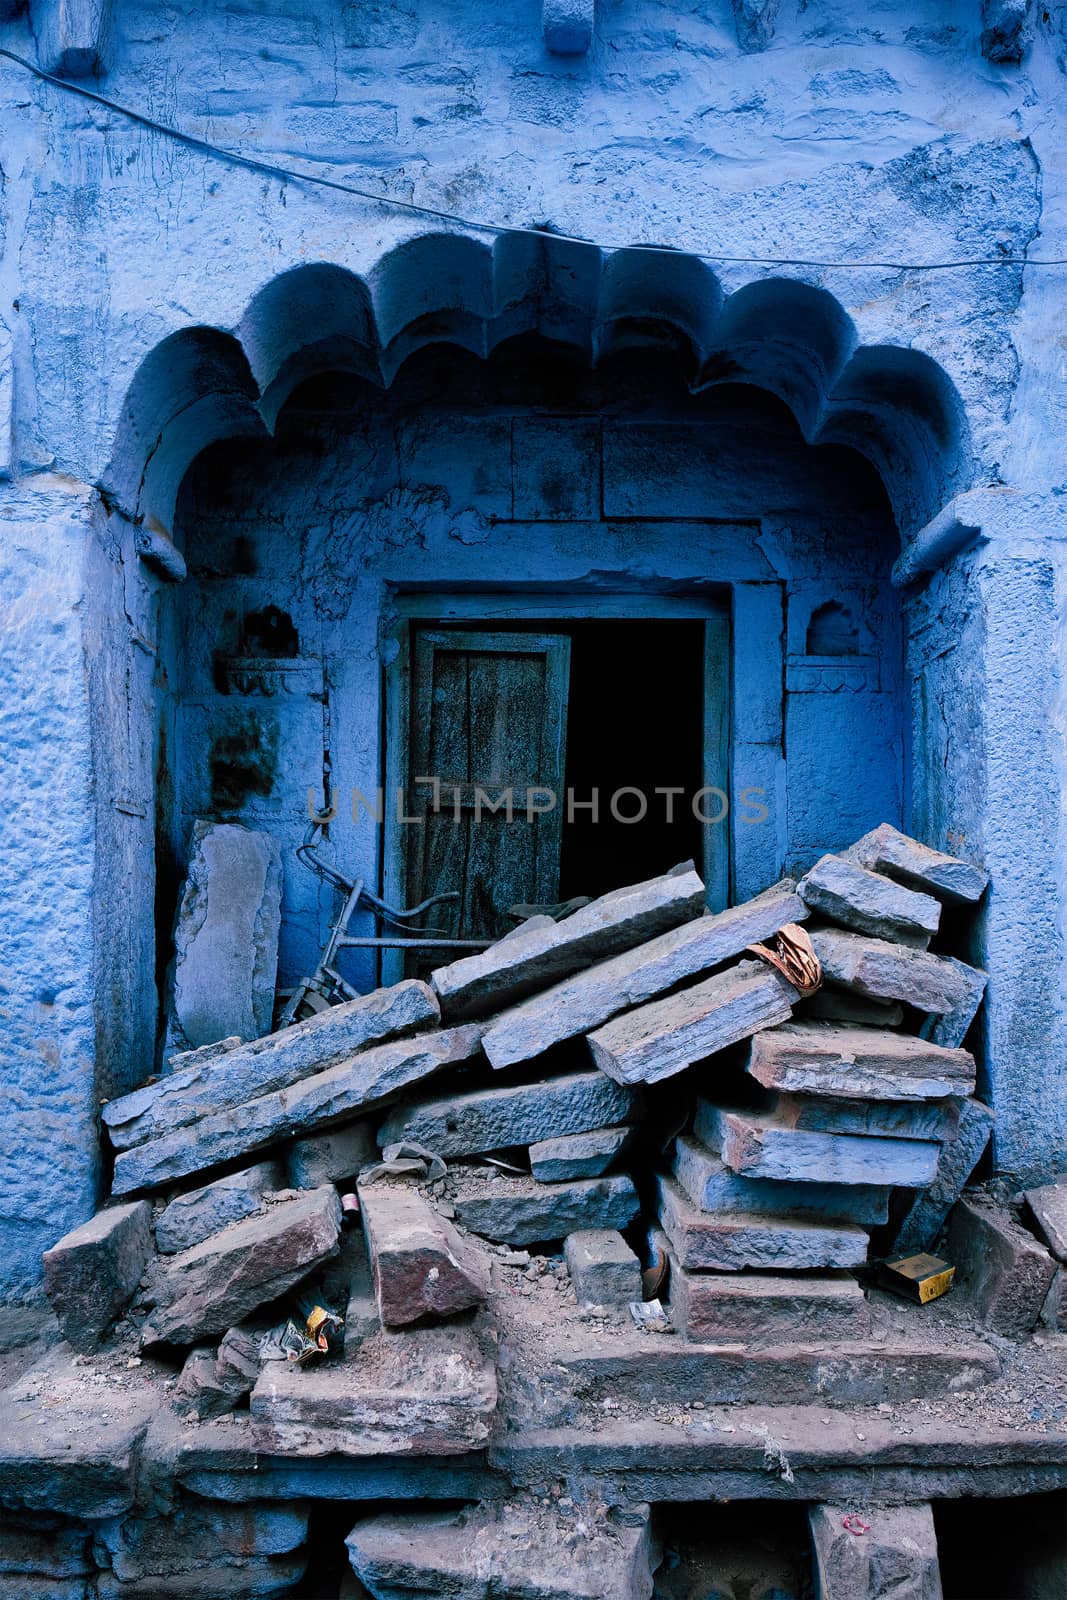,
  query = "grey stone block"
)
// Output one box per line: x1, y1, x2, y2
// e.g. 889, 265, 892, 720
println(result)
432, 862, 706, 1019
845, 822, 989, 905
918, 956, 988, 1048
92, 1500, 308, 1590
172, 1347, 233, 1421
697, 1103, 941, 1188
529, 1125, 633, 1181
42, 1201, 152, 1352
288, 1121, 377, 1188
155, 1161, 283, 1253
564, 1229, 642, 1308
215, 1326, 263, 1402
771, 1091, 960, 1142
105, 978, 440, 1151
250, 1322, 497, 1457
810, 928, 978, 1014
588, 959, 796, 1086
746, 1020, 975, 1101
672, 1133, 890, 1225
656, 1174, 868, 1271
453, 1171, 640, 1246
1025, 1180, 1067, 1262
946, 1195, 1057, 1336
808, 1501, 943, 1600
893, 1099, 995, 1254
482, 887, 805, 1069
661, 1240, 870, 1342
165, 820, 282, 1057
142, 1186, 342, 1346
112, 1025, 484, 1195
798, 852, 941, 946
377, 1071, 634, 1159
358, 1179, 489, 1326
